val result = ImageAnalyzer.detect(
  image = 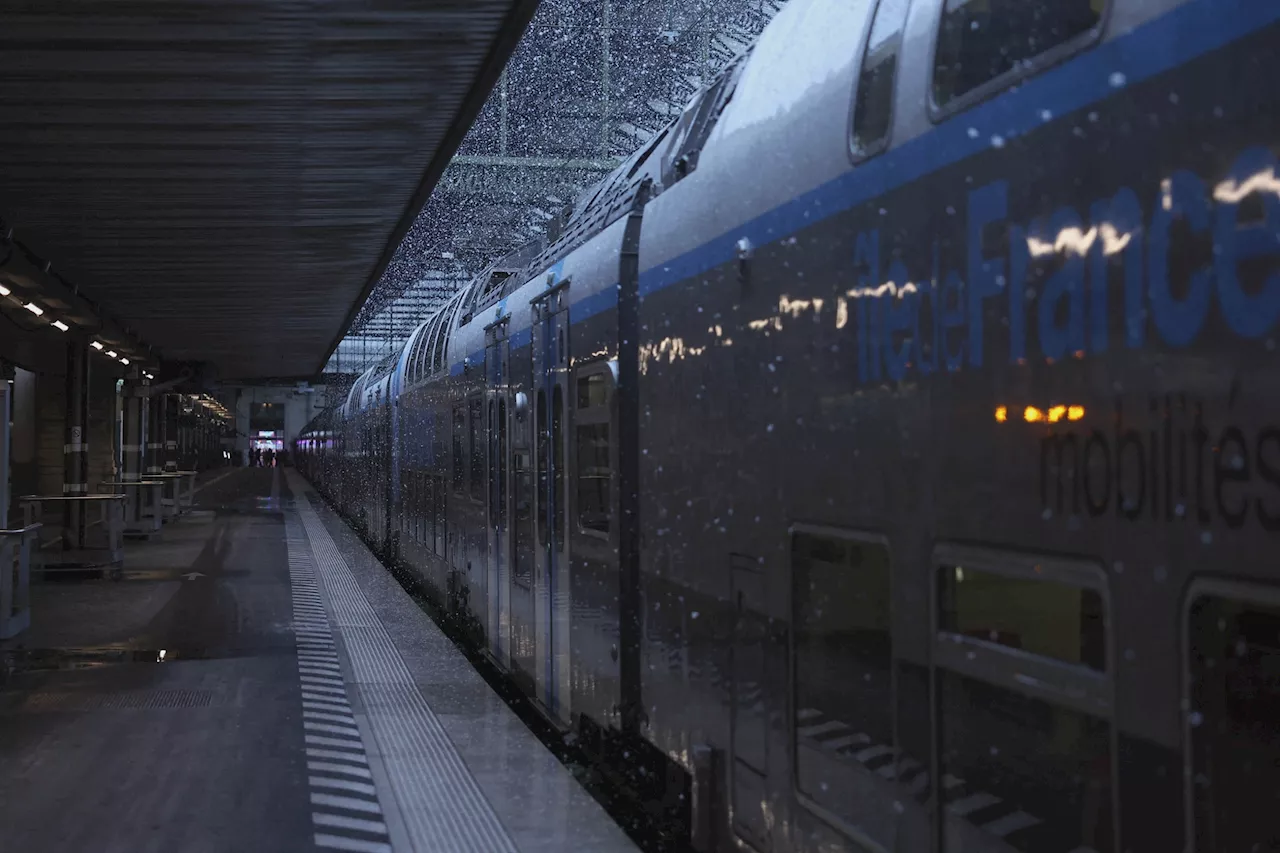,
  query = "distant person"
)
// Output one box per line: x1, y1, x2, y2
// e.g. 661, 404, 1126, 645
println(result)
265, 448, 275, 468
